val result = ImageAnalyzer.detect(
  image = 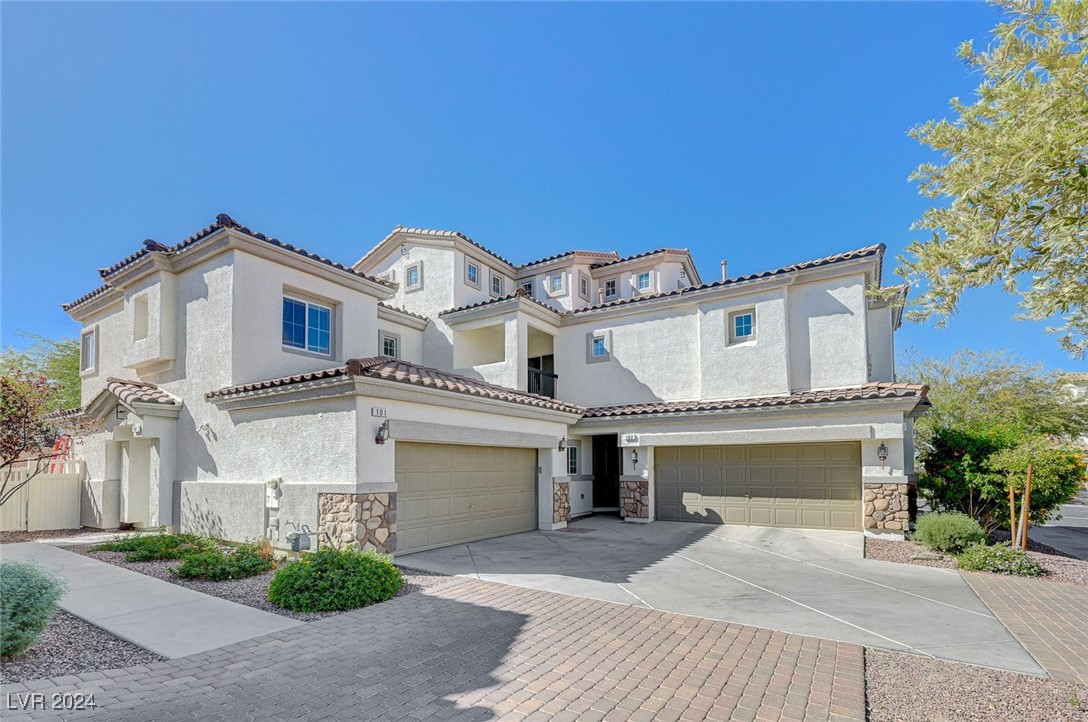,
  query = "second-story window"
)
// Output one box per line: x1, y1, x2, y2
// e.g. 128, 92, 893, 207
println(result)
603, 278, 617, 298
587, 330, 611, 363
80, 327, 97, 373
636, 271, 652, 293
380, 331, 400, 359
520, 280, 533, 297
548, 273, 564, 294
466, 261, 480, 288
729, 309, 756, 344
578, 273, 590, 301
405, 262, 423, 291
491, 273, 505, 297
283, 297, 332, 355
